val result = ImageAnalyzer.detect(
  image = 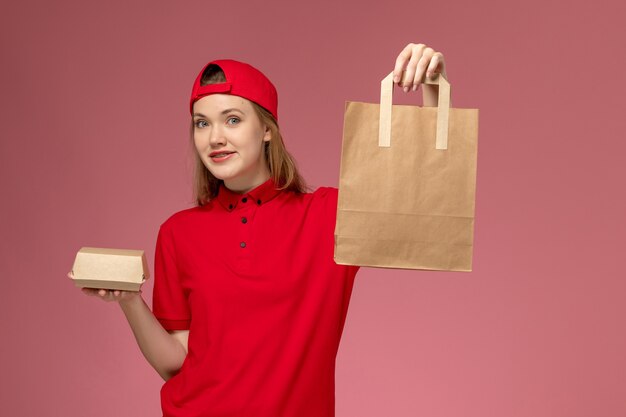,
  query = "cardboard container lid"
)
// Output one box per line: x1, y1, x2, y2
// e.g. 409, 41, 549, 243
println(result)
71, 247, 150, 284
